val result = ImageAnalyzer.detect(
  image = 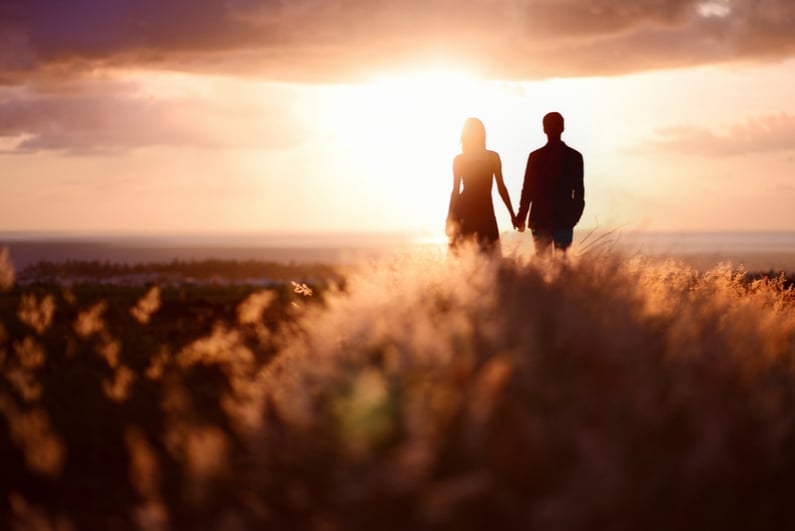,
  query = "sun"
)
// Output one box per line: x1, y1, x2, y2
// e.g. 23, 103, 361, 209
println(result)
322, 67, 494, 232
349, 67, 484, 154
